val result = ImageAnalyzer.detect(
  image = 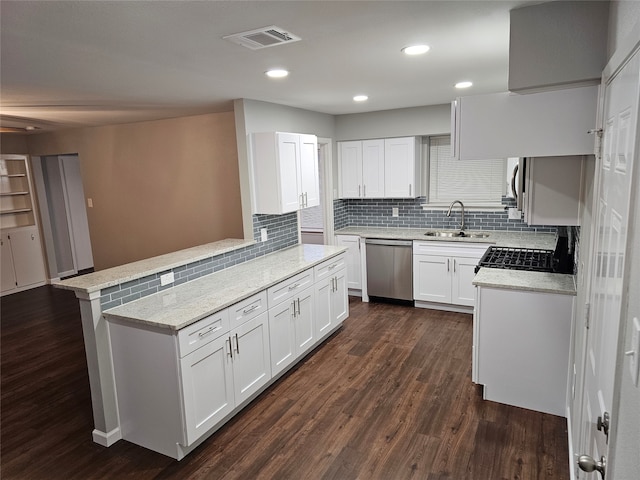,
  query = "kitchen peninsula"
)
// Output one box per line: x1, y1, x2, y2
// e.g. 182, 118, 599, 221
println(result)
55, 241, 347, 459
